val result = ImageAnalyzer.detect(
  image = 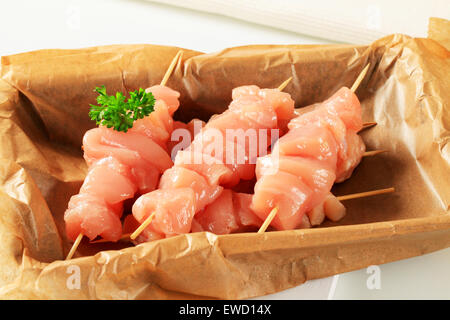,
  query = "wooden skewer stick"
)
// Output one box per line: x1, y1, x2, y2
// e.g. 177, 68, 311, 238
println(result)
336, 187, 395, 201
66, 233, 83, 260
130, 211, 157, 240
257, 207, 279, 234
131, 66, 373, 240
278, 77, 293, 91
126, 51, 184, 242
363, 150, 387, 157
350, 63, 370, 93
65, 51, 184, 260
123, 150, 386, 240
258, 187, 395, 233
